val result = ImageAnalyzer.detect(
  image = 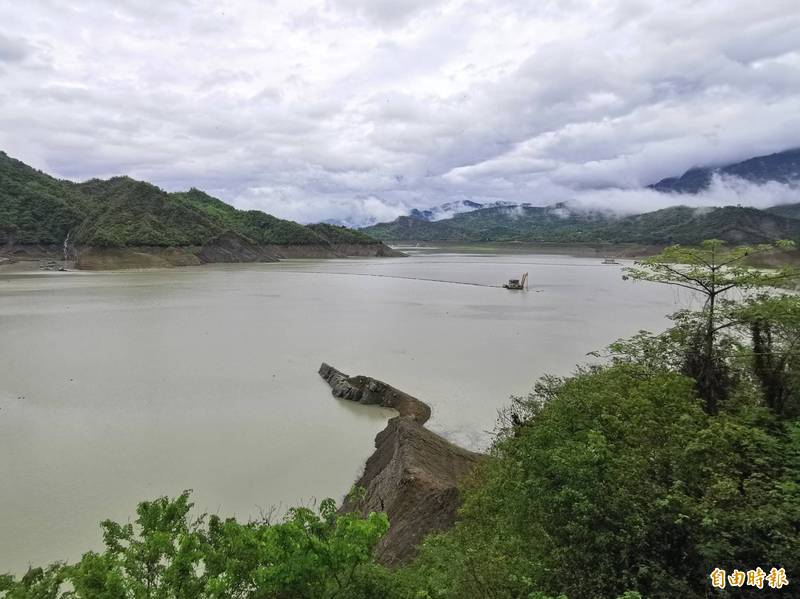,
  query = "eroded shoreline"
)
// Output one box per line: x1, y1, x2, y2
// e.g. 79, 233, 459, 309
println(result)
318, 363, 485, 567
